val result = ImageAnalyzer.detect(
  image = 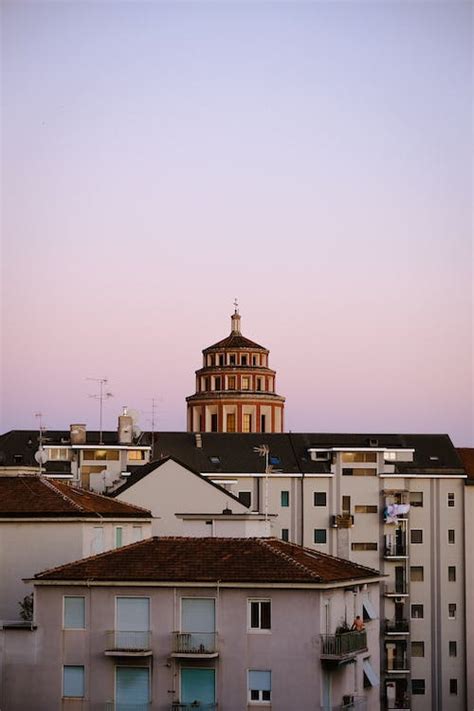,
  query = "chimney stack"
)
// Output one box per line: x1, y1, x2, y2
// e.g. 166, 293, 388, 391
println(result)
70, 424, 86, 445
118, 407, 133, 444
